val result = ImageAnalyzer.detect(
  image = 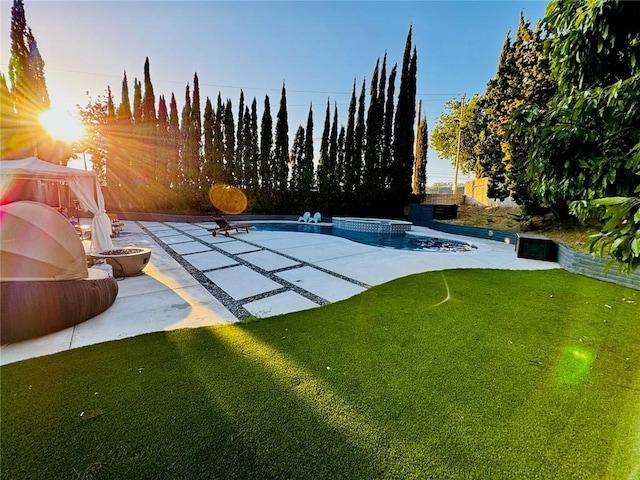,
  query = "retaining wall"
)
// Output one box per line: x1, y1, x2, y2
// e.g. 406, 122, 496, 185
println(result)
408, 203, 640, 290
